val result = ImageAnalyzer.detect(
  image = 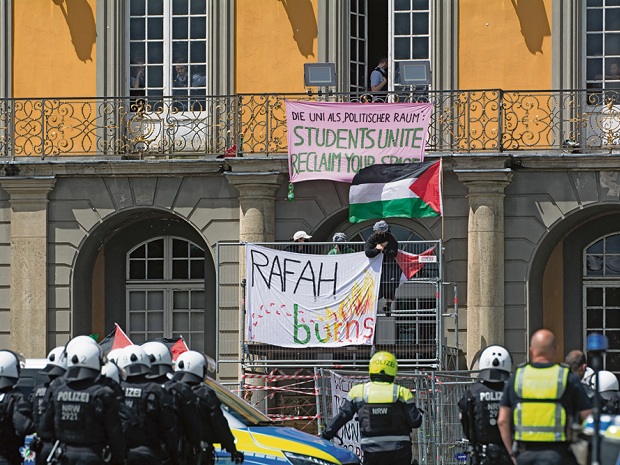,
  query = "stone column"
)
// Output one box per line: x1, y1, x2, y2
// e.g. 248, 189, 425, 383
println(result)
0, 177, 56, 357
225, 173, 283, 400
455, 169, 513, 369
226, 173, 284, 243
